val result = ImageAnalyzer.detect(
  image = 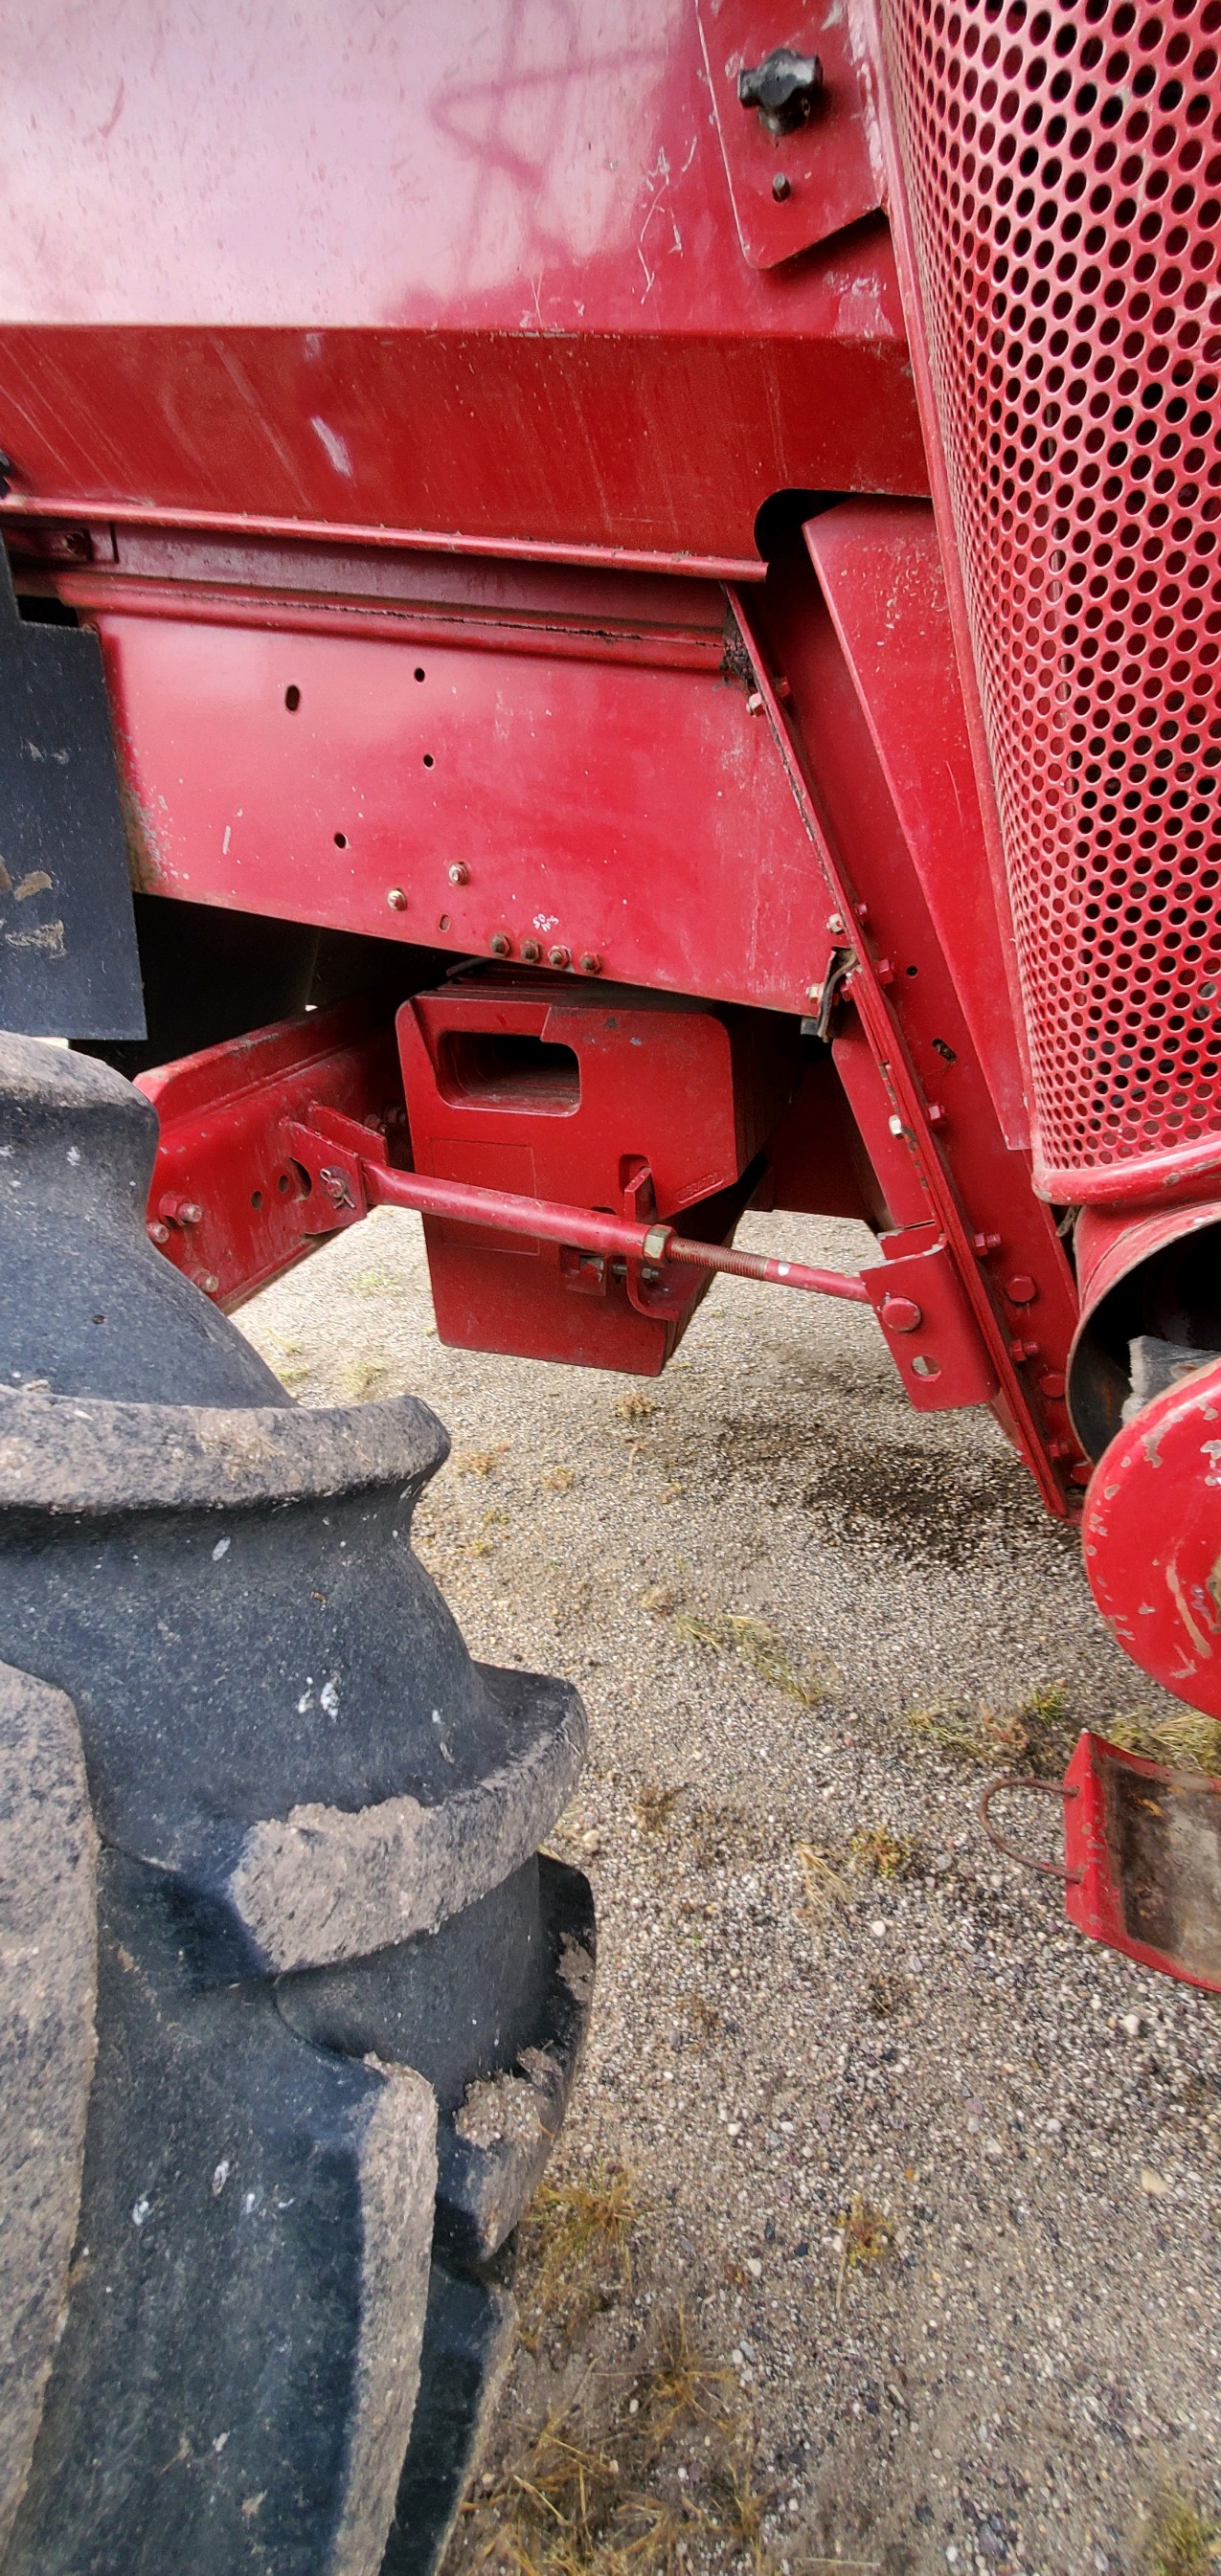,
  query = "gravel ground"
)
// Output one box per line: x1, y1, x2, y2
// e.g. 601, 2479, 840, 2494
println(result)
240, 1208, 1221, 2576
